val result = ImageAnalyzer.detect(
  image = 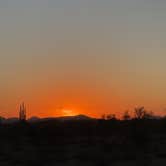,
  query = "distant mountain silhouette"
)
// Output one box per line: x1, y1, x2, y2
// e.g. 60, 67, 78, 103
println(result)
1, 115, 94, 124
40, 114, 94, 122
28, 116, 41, 123
3, 117, 19, 124
57, 114, 94, 121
